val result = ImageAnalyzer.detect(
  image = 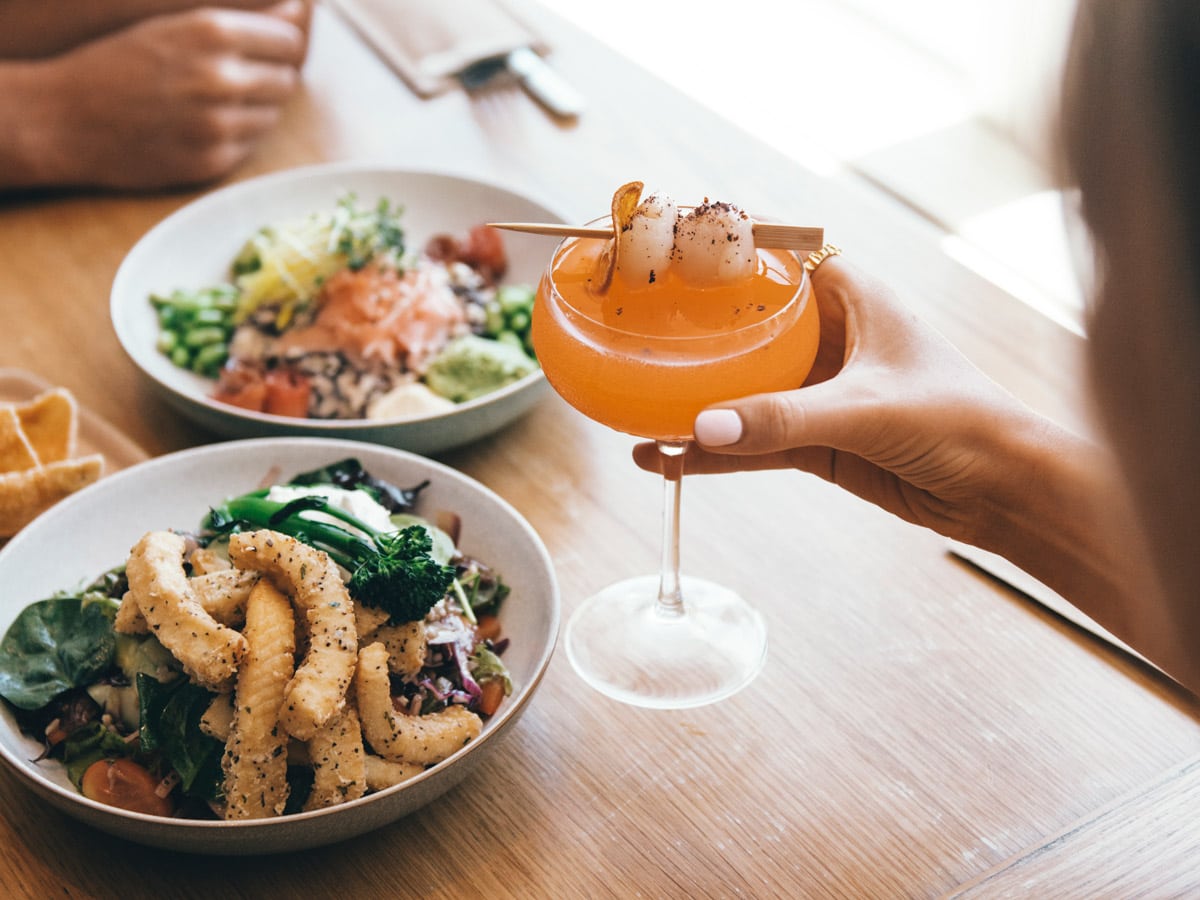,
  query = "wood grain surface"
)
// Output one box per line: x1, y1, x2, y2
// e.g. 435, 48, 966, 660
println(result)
0, 2, 1196, 897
